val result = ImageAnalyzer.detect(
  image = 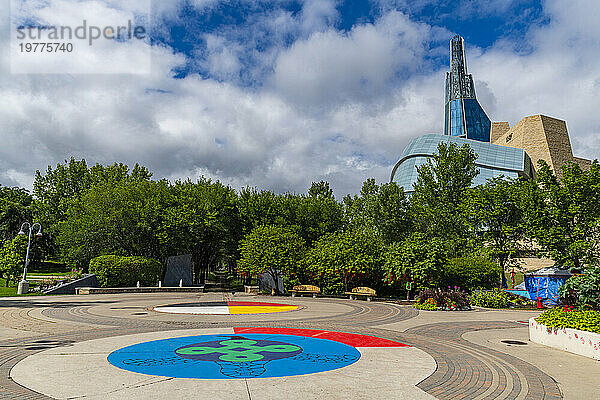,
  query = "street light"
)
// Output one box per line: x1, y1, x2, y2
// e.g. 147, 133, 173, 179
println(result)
17, 222, 42, 295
